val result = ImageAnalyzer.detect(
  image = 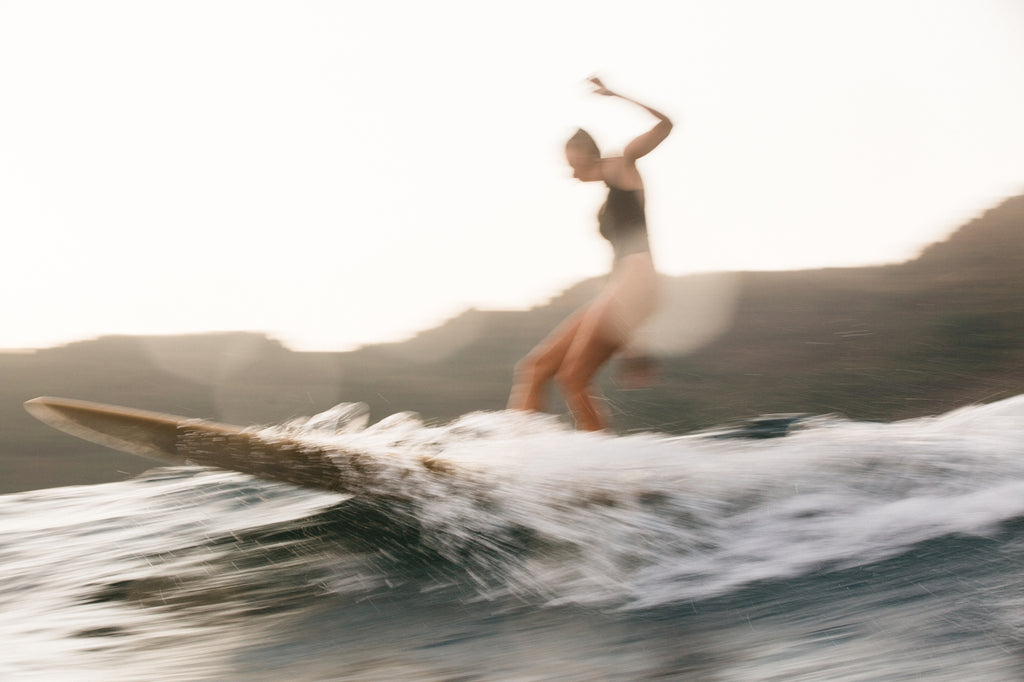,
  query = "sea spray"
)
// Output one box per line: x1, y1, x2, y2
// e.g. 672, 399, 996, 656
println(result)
260, 397, 1024, 609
